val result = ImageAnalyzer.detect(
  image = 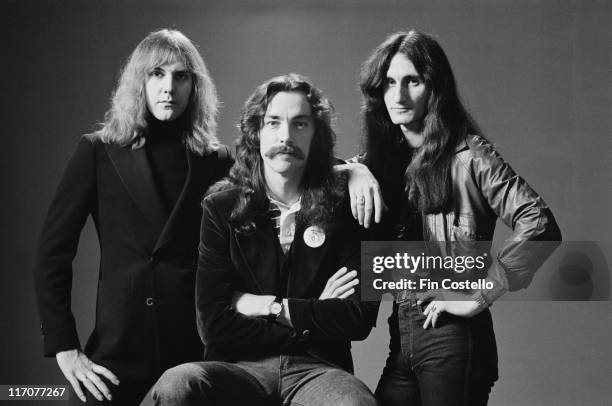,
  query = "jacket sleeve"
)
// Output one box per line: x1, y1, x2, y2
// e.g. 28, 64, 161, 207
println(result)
34, 136, 97, 356
287, 283, 379, 343
196, 197, 299, 351
471, 136, 562, 292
